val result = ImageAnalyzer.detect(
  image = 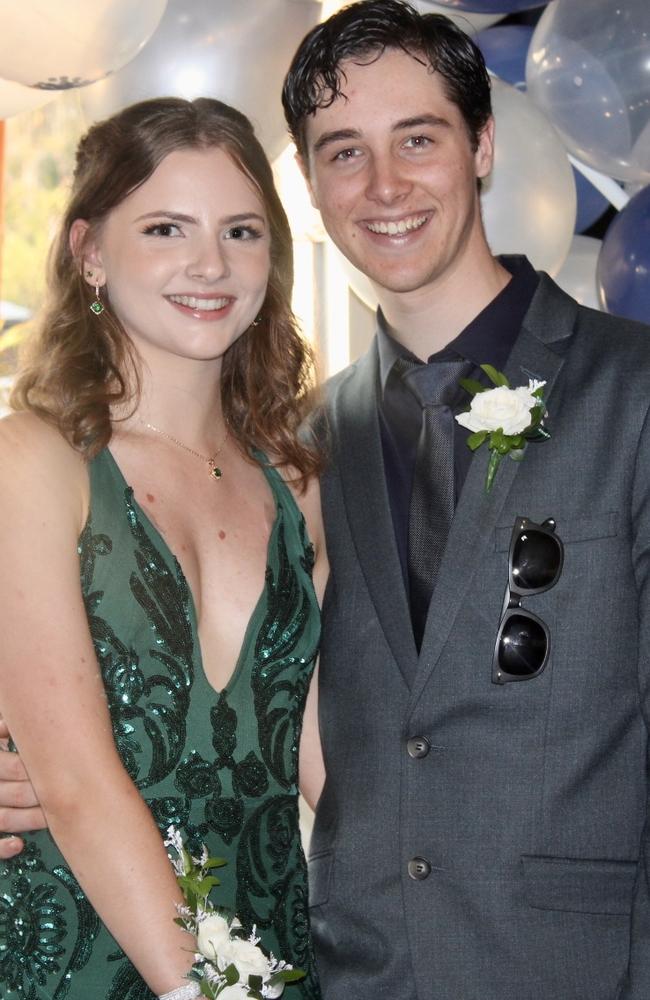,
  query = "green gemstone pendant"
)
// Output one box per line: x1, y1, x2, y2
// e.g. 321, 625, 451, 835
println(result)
90, 300, 104, 315
209, 463, 223, 480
